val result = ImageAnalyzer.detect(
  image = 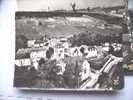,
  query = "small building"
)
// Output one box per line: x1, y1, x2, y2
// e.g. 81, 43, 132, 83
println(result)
15, 53, 31, 67
27, 40, 36, 47
48, 38, 60, 47
30, 50, 46, 61
34, 40, 44, 47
